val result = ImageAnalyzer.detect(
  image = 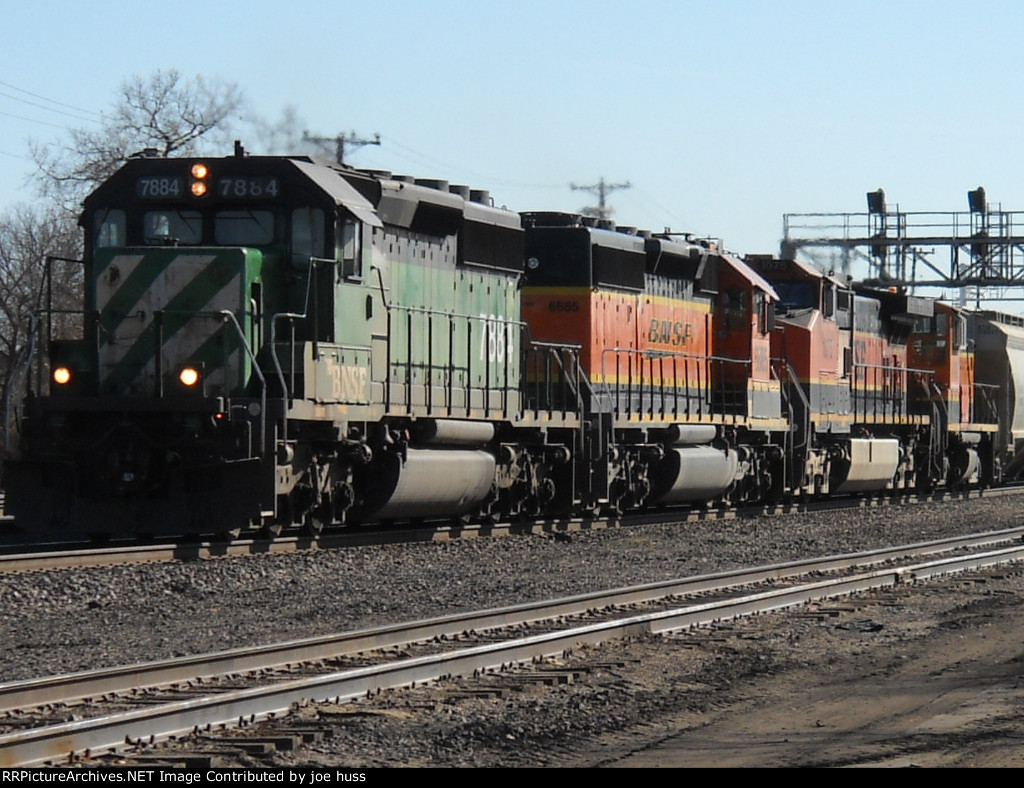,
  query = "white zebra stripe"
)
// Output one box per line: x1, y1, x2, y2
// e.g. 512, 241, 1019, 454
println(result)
98, 253, 247, 393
